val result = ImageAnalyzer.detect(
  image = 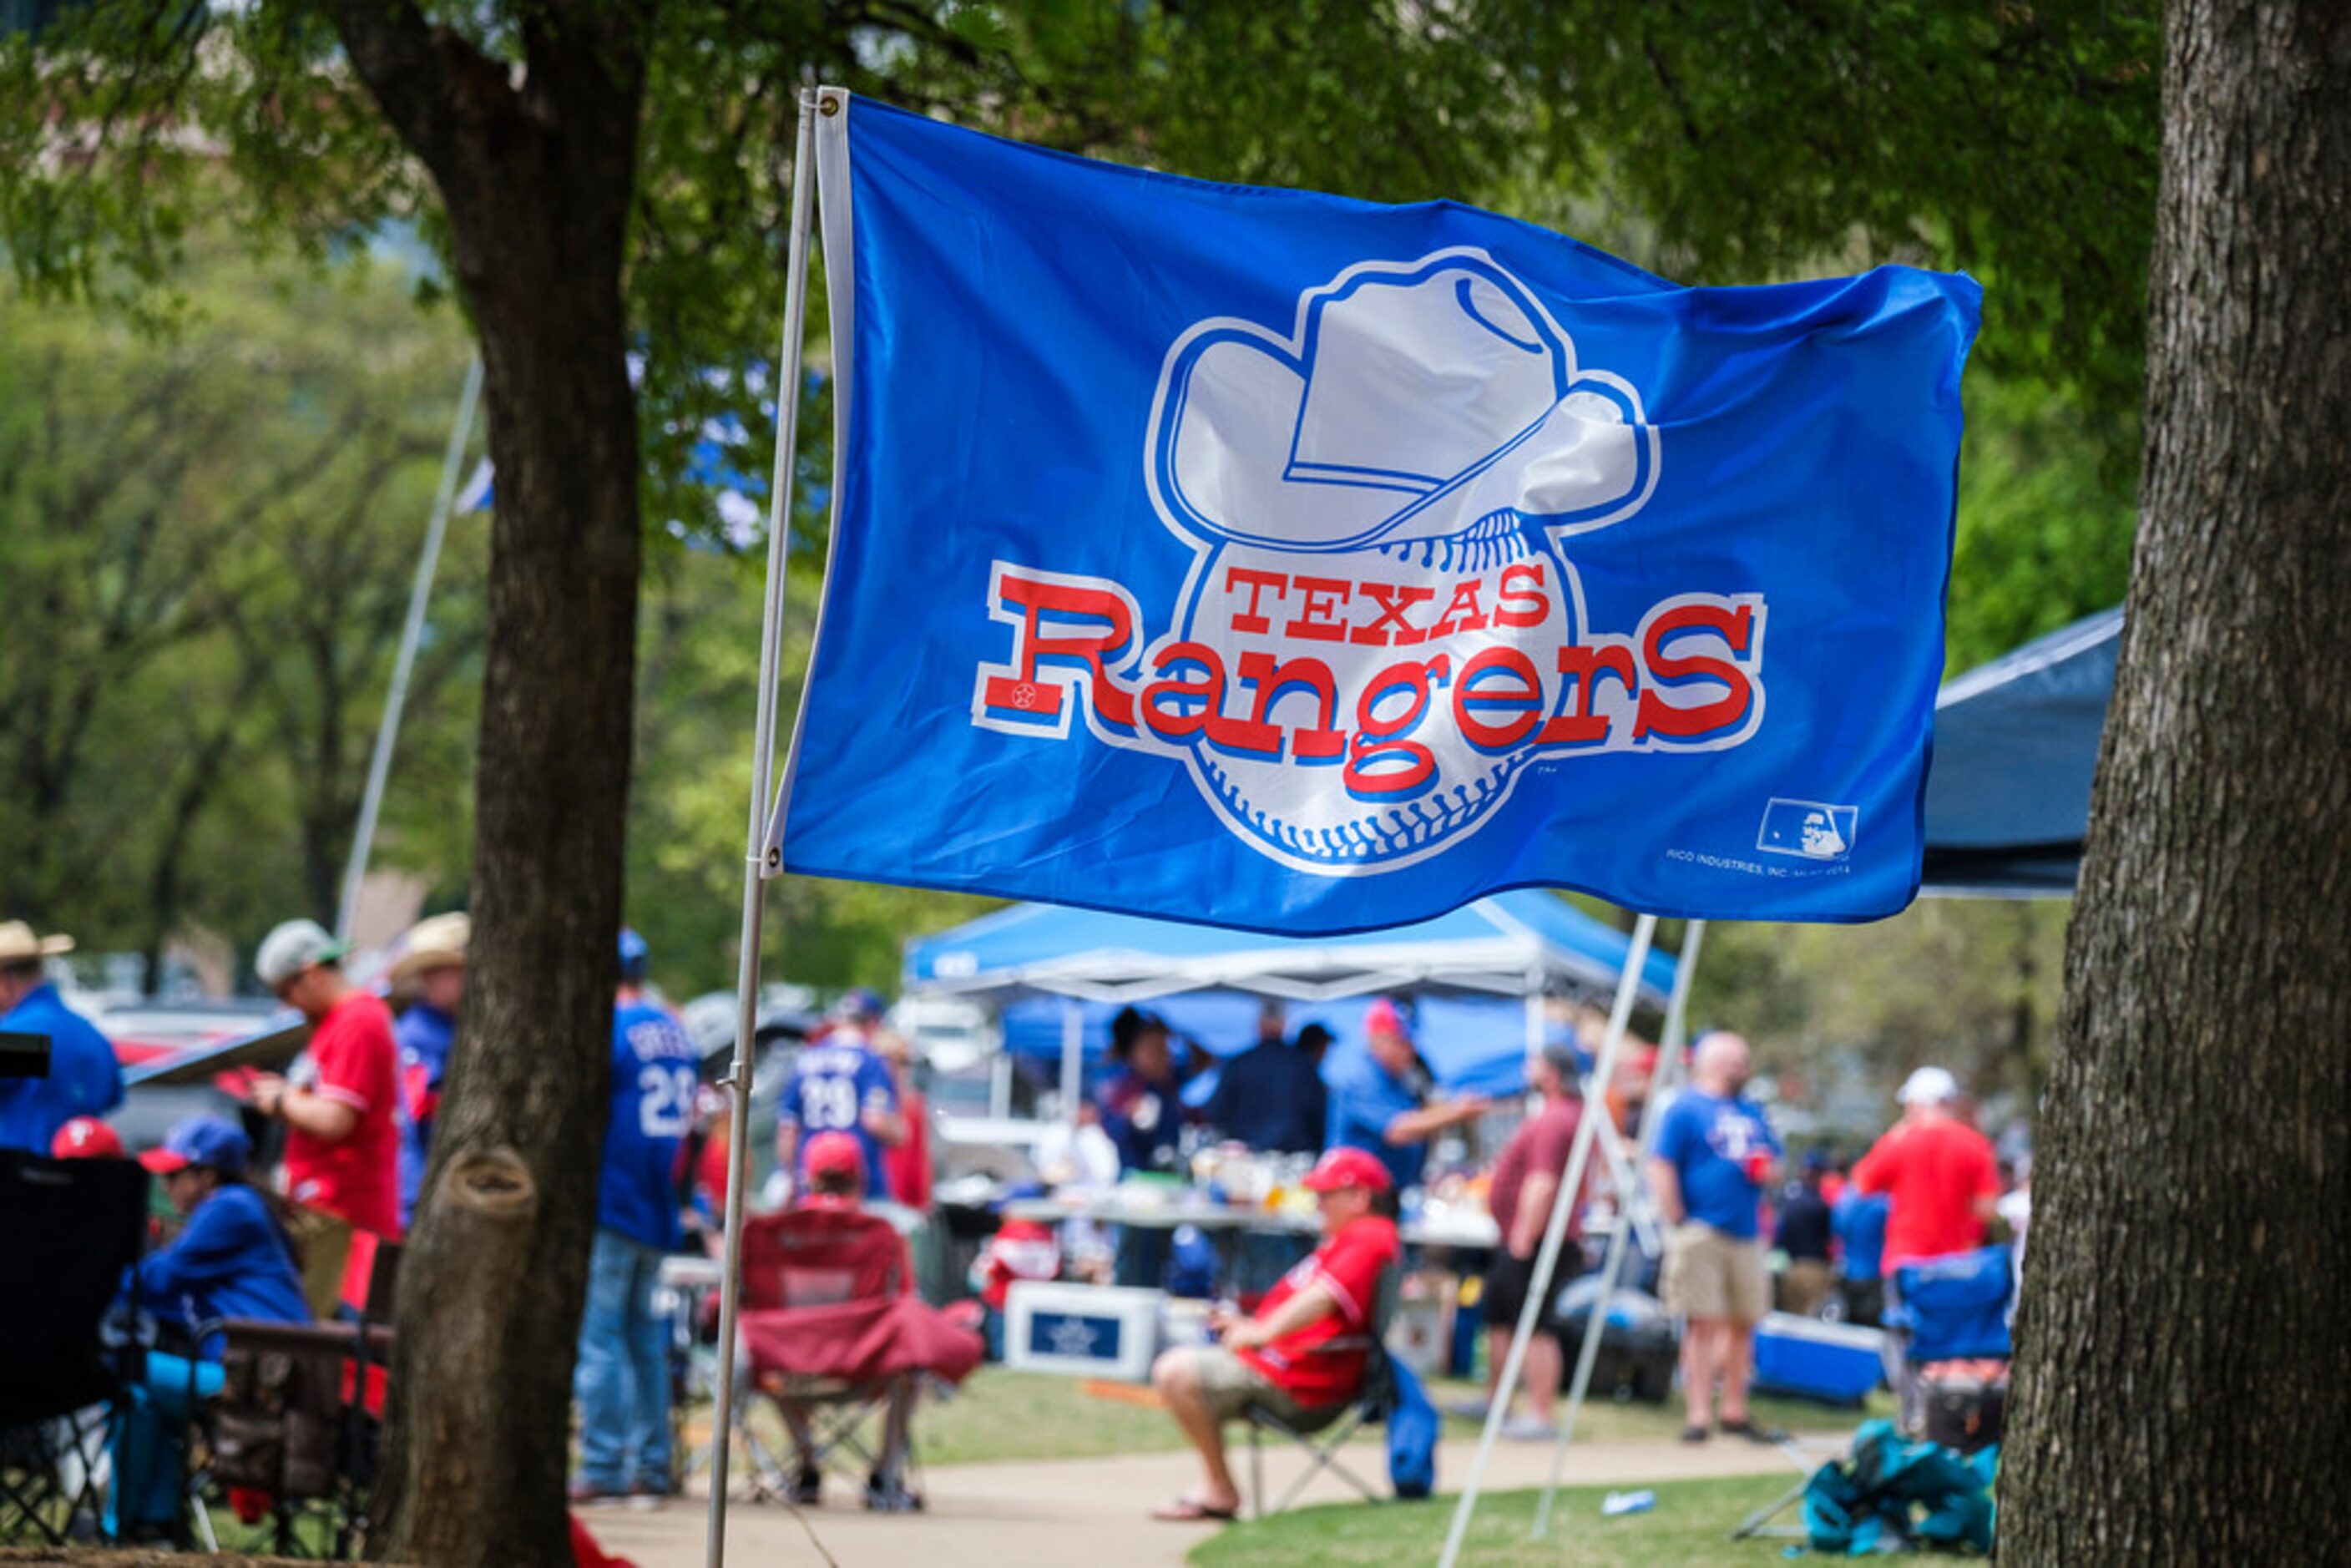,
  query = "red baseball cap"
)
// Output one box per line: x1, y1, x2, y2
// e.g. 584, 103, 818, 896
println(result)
803, 1130, 864, 1180
1301, 1146, 1393, 1196
50, 1117, 124, 1160
1363, 997, 1412, 1040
